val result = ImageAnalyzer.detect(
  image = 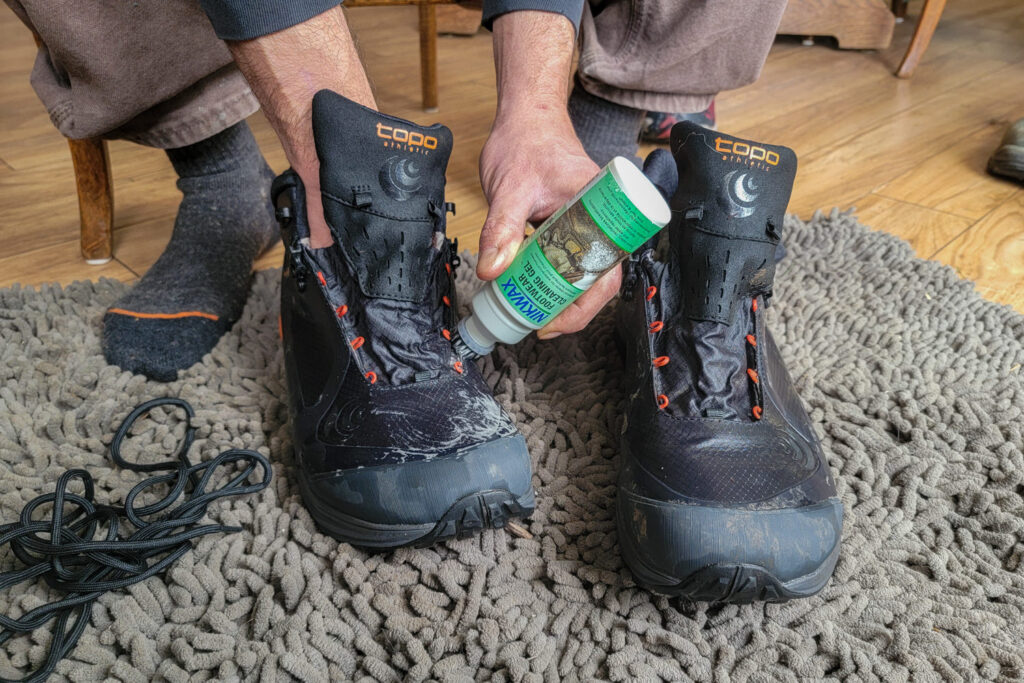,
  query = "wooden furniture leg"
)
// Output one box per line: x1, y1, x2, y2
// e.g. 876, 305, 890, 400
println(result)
419, 3, 439, 112
436, 4, 482, 35
896, 0, 947, 78
777, 0, 895, 50
346, 0, 453, 109
68, 138, 114, 264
